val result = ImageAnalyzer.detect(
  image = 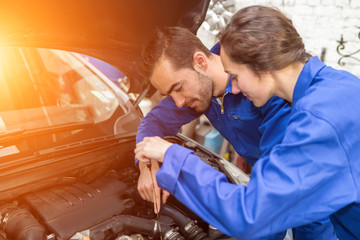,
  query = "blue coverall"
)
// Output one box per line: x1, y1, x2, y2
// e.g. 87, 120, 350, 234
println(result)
136, 44, 336, 239
154, 56, 360, 239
